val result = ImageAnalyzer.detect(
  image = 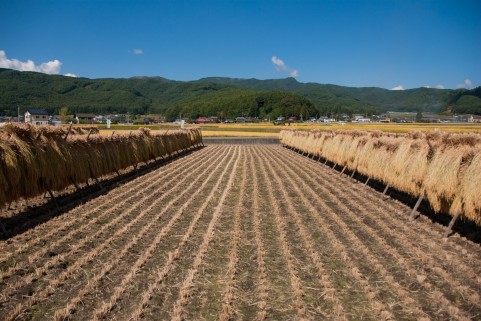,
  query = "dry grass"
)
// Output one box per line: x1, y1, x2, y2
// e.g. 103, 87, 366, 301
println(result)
280, 129, 481, 225
290, 122, 481, 133
0, 124, 202, 209
97, 122, 481, 138
1, 145, 480, 320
